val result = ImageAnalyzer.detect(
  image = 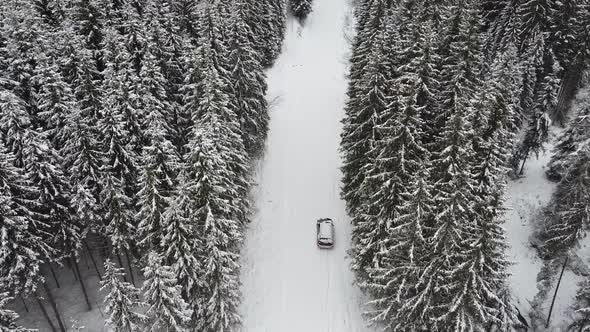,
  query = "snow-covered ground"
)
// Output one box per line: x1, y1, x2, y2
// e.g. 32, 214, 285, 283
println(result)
238, 0, 374, 331
505, 118, 587, 330
505, 145, 557, 317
